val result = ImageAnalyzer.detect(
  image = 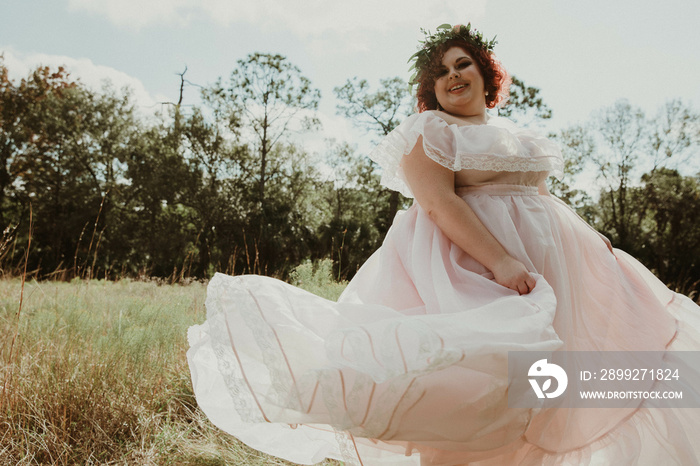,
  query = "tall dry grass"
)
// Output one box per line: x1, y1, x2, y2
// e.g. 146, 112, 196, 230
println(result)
0, 270, 345, 465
